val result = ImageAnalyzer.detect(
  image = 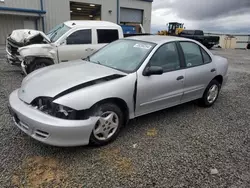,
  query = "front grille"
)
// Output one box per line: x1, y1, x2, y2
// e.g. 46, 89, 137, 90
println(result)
7, 39, 21, 55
